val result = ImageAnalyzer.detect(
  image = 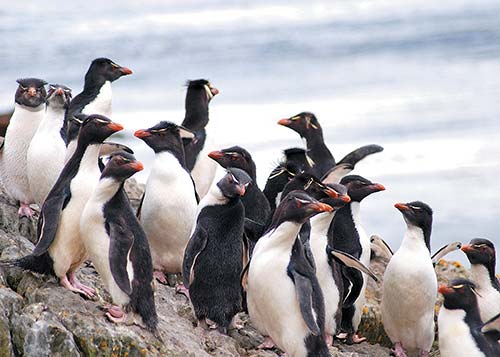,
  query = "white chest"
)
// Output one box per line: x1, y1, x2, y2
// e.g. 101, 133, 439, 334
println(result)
438, 308, 485, 357
471, 265, 500, 322
82, 81, 112, 118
